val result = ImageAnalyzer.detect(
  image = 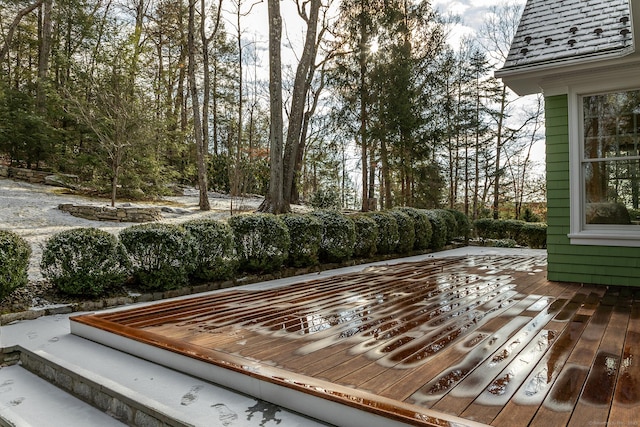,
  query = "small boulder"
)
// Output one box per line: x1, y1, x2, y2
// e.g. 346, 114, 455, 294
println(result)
44, 173, 80, 189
